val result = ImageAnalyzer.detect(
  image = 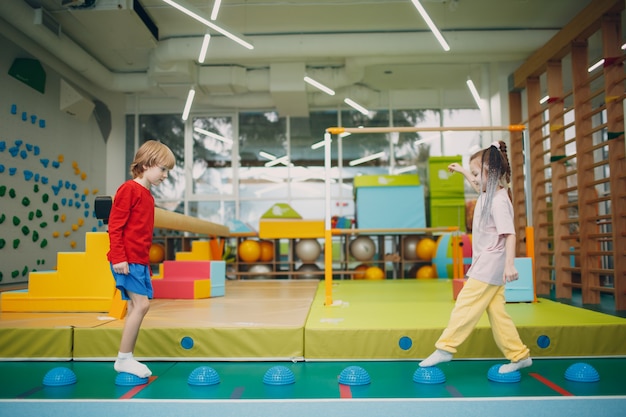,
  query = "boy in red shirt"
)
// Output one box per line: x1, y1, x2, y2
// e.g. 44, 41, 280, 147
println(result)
107, 140, 175, 378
